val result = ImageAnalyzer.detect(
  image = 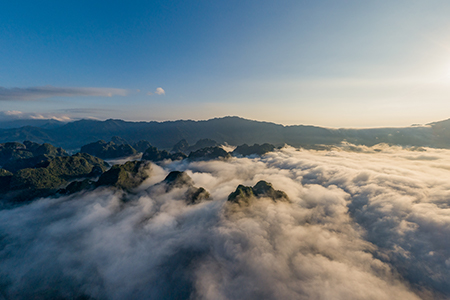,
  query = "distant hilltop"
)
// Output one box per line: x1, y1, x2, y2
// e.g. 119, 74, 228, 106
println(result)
0, 116, 450, 150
